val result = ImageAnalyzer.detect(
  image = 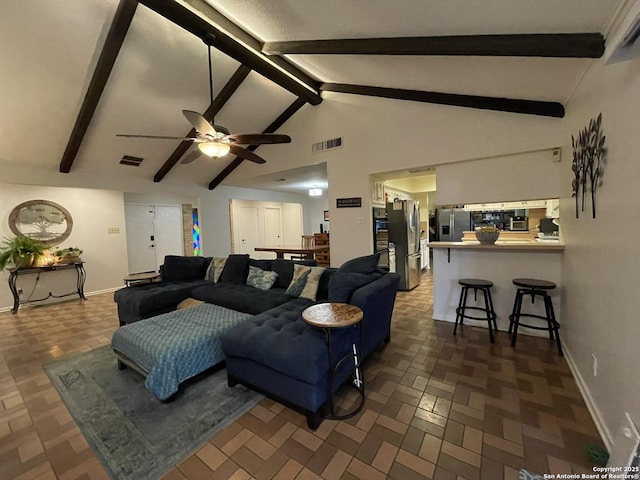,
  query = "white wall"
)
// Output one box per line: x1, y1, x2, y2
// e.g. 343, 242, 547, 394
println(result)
229, 92, 564, 265
559, 56, 640, 447
123, 192, 198, 206
436, 149, 562, 205
306, 195, 330, 235
0, 184, 128, 310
